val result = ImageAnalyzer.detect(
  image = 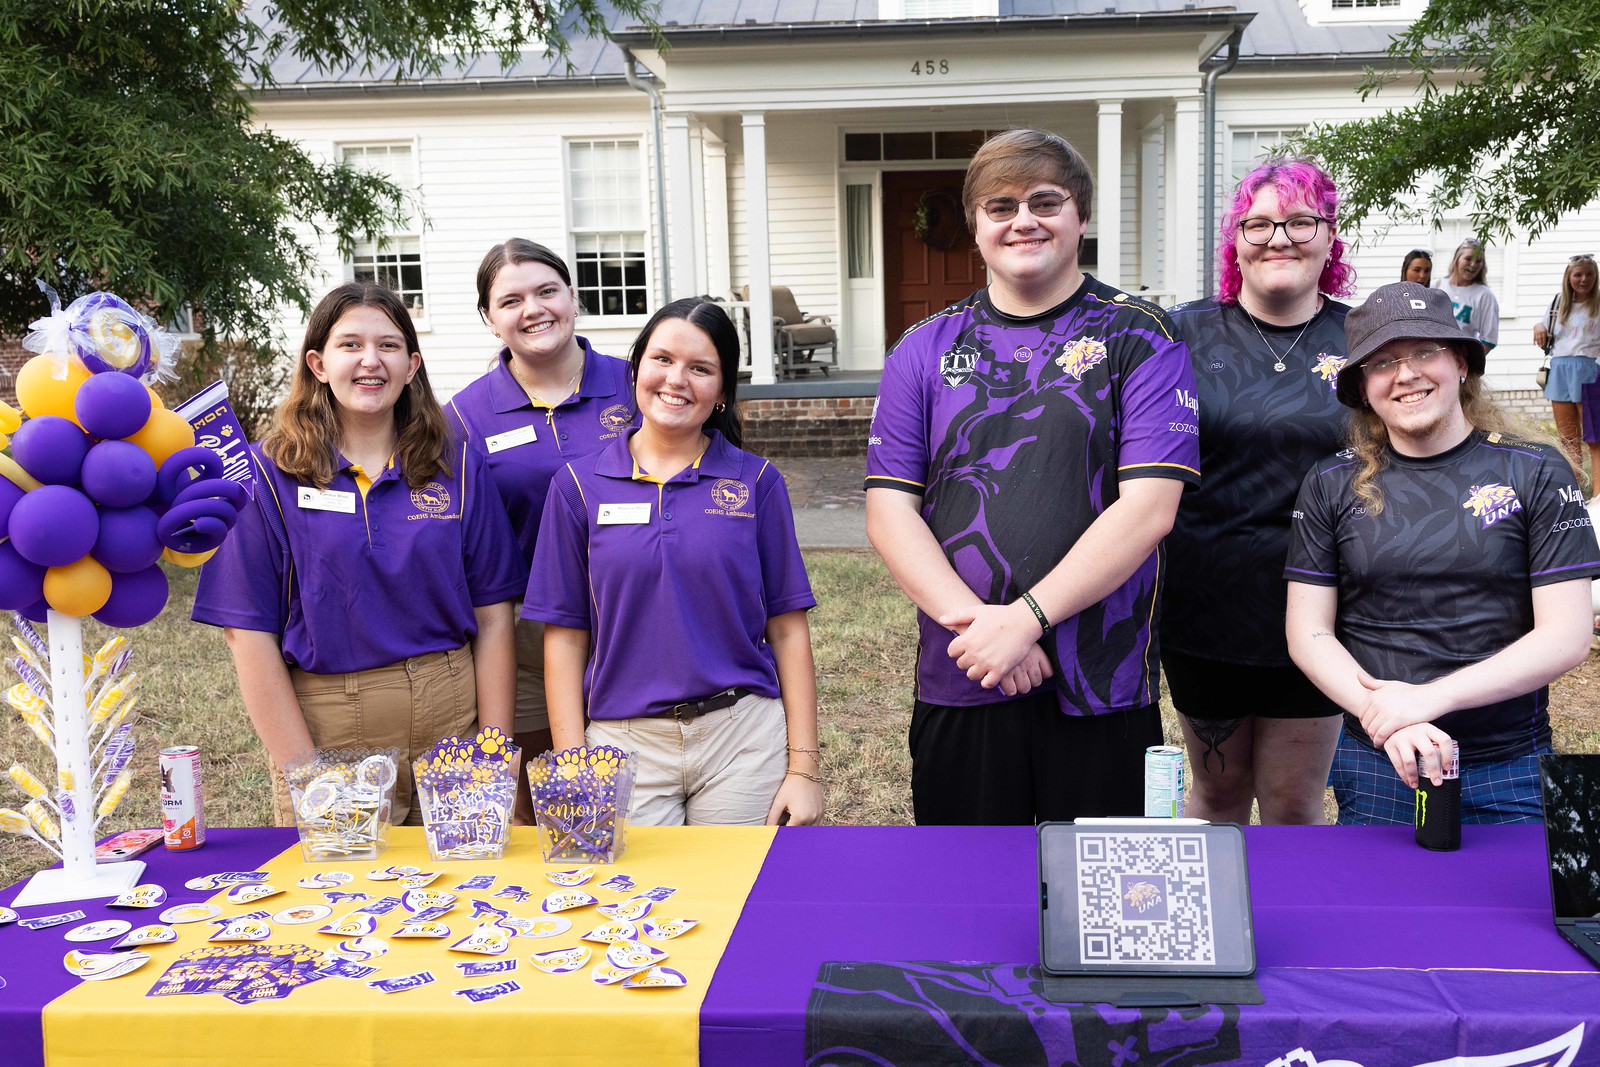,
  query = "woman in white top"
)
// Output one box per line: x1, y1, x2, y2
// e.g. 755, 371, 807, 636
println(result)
1535, 254, 1600, 481
1437, 238, 1499, 351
